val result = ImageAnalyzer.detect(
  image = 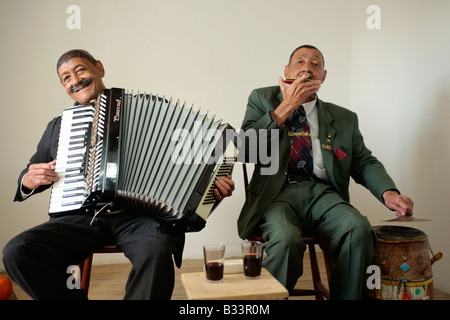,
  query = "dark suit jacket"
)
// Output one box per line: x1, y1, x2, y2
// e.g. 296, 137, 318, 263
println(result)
237, 86, 398, 239
13, 107, 187, 267
14, 116, 61, 202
